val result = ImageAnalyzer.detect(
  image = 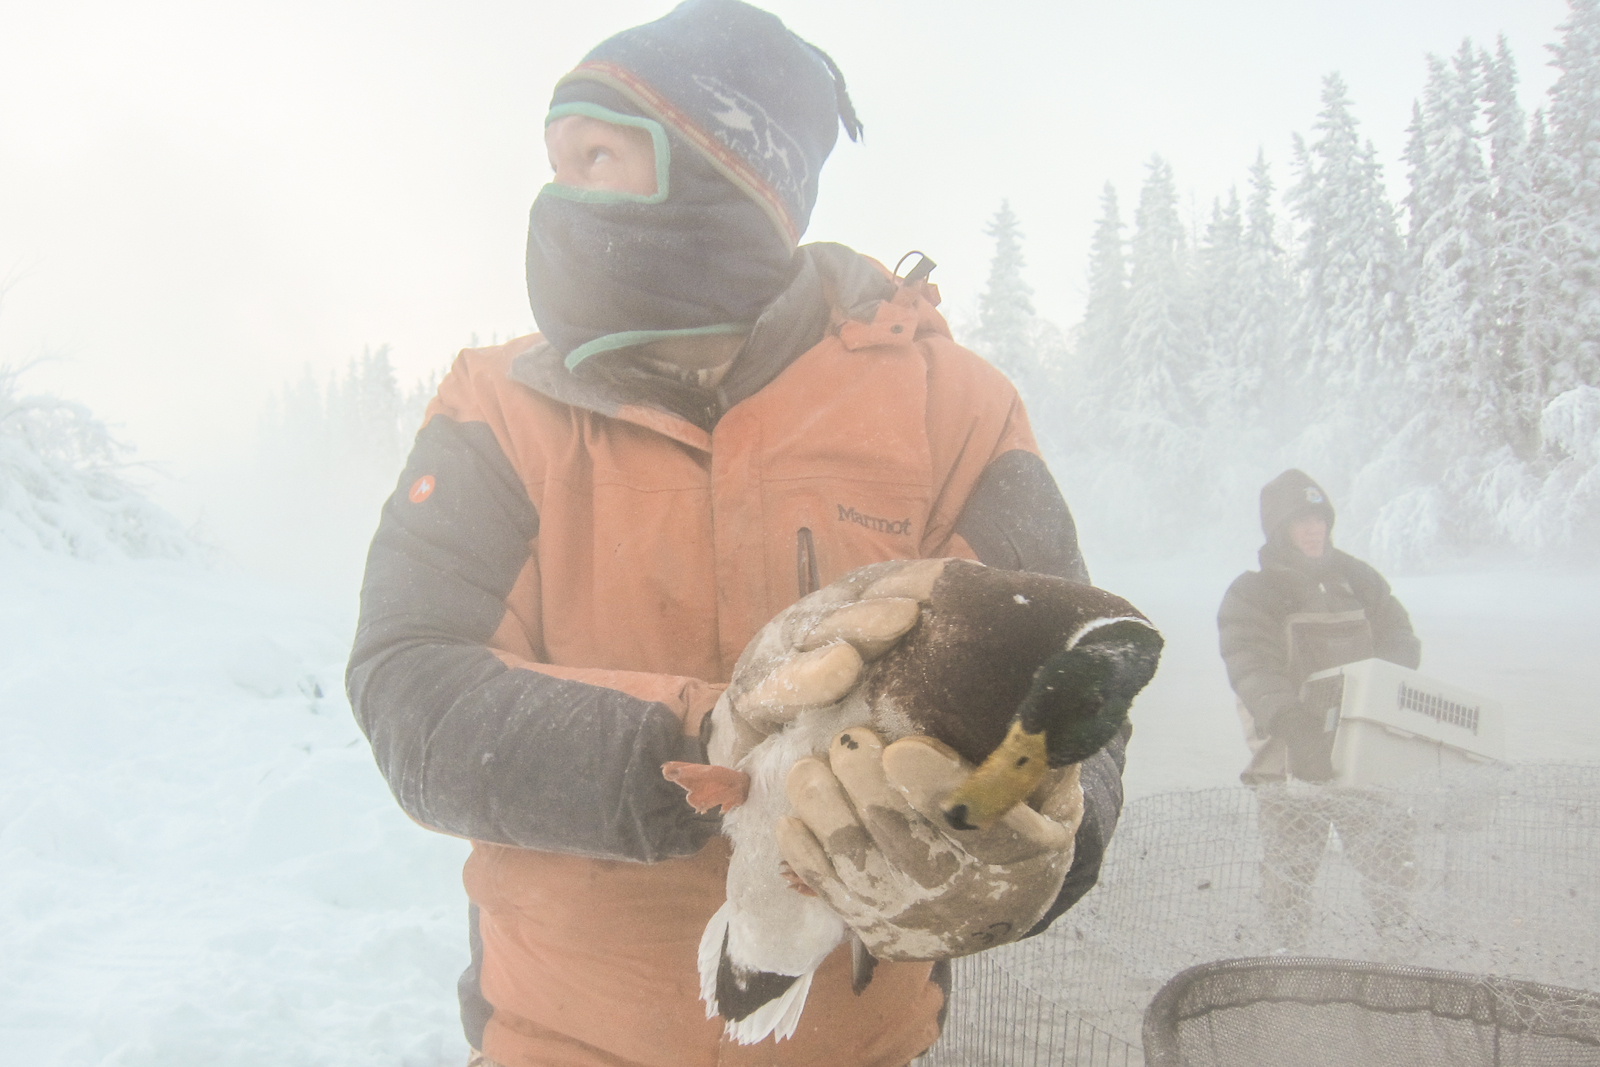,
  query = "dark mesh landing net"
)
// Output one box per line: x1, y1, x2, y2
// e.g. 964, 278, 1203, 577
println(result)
1141, 957, 1600, 1067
